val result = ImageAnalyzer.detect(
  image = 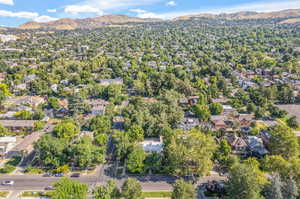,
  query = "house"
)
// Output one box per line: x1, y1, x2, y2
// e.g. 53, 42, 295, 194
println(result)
5, 96, 45, 109
0, 120, 37, 131
226, 134, 247, 154
211, 116, 228, 130
237, 114, 254, 127
178, 117, 200, 131
85, 99, 109, 115
187, 96, 199, 105
113, 116, 125, 130
222, 105, 236, 115
7, 131, 43, 158
24, 74, 37, 83
0, 137, 17, 158
246, 136, 268, 157
140, 136, 163, 153
99, 78, 123, 86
